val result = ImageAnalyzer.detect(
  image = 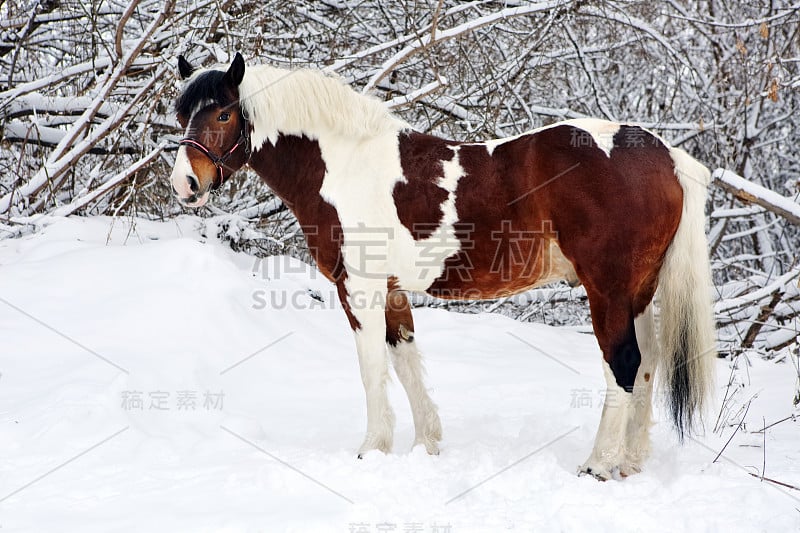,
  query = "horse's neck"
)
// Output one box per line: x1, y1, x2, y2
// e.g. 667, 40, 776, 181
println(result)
248, 134, 327, 211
